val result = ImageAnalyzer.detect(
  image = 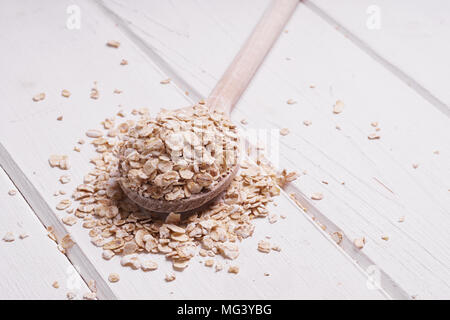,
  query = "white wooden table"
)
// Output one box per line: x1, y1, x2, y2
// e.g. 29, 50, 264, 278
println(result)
0, 0, 448, 300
